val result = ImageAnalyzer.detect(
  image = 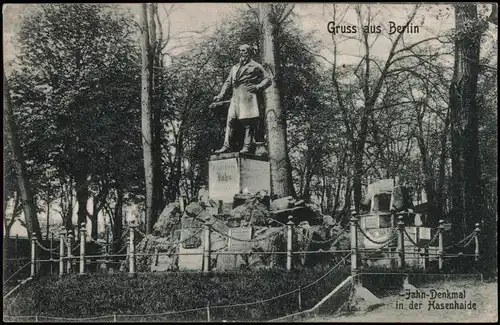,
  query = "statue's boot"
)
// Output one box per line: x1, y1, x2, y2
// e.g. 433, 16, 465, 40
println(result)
240, 121, 255, 154
214, 118, 235, 154
214, 145, 230, 154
